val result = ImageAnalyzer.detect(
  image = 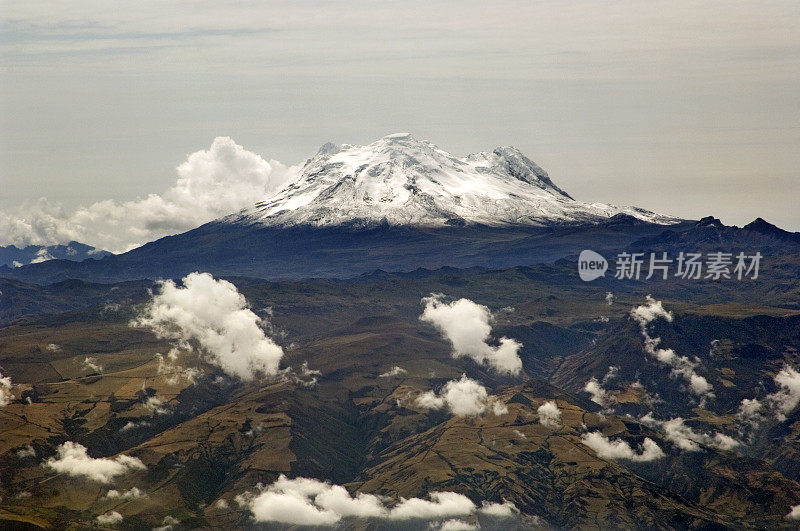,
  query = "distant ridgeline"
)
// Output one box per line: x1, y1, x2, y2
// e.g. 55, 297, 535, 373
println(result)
0, 241, 110, 268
